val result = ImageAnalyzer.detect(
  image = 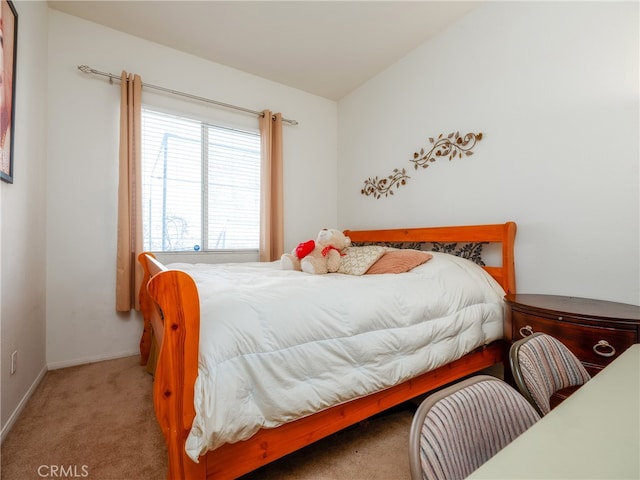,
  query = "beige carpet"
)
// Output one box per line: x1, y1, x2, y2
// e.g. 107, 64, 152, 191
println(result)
1, 356, 167, 480
1, 355, 415, 480
239, 409, 413, 480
